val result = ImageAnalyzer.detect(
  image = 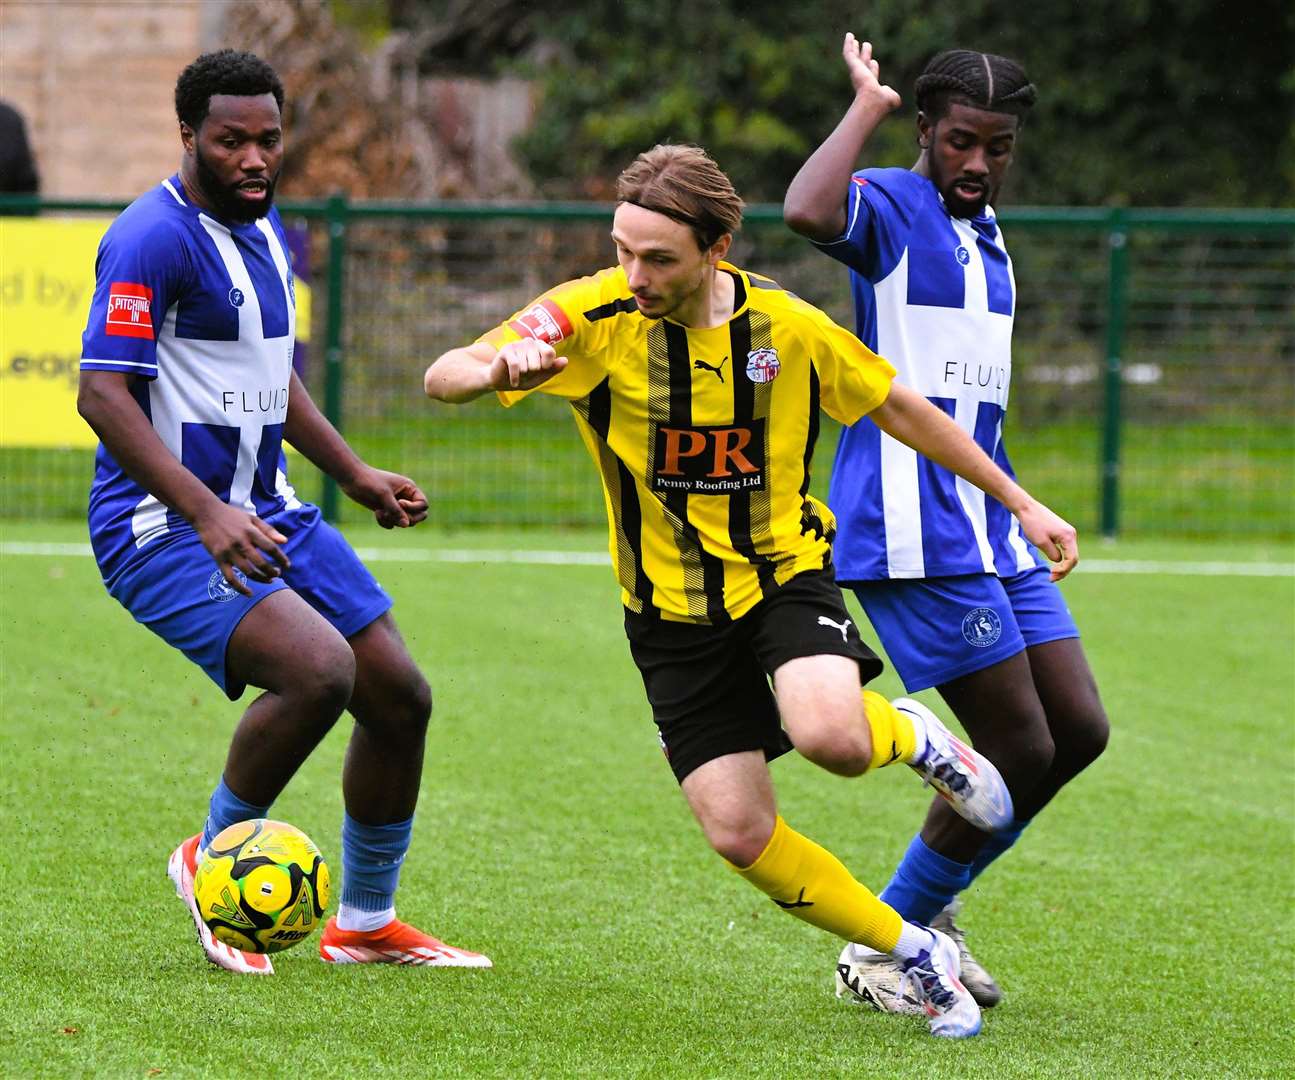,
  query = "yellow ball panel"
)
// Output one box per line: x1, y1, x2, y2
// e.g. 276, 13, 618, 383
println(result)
242, 864, 293, 914
316, 859, 331, 912
193, 856, 237, 915
210, 819, 259, 850
250, 824, 321, 874
211, 925, 259, 952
